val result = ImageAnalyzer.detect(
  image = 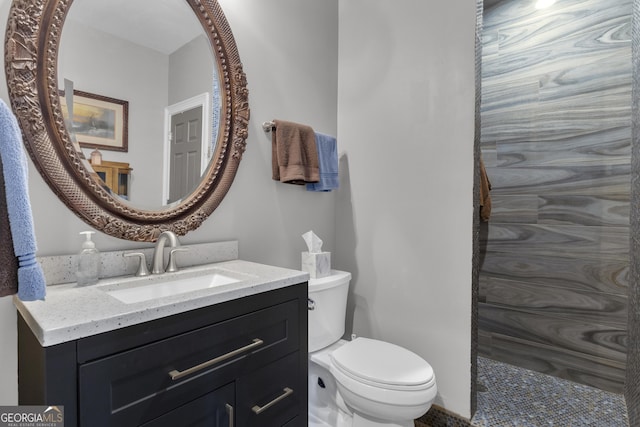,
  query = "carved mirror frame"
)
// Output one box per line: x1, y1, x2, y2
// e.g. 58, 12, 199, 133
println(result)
4, 0, 250, 242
